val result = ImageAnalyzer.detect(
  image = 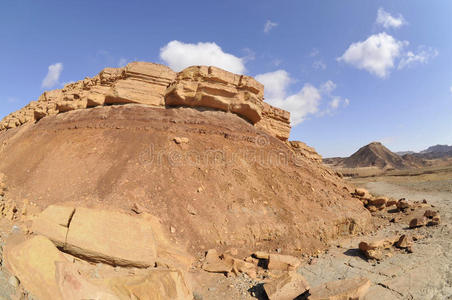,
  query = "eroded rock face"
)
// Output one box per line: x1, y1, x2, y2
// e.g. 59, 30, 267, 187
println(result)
288, 141, 323, 163
165, 65, 265, 124
256, 102, 291, 140
1, 62, 293, 142
0, 62, 175, 131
